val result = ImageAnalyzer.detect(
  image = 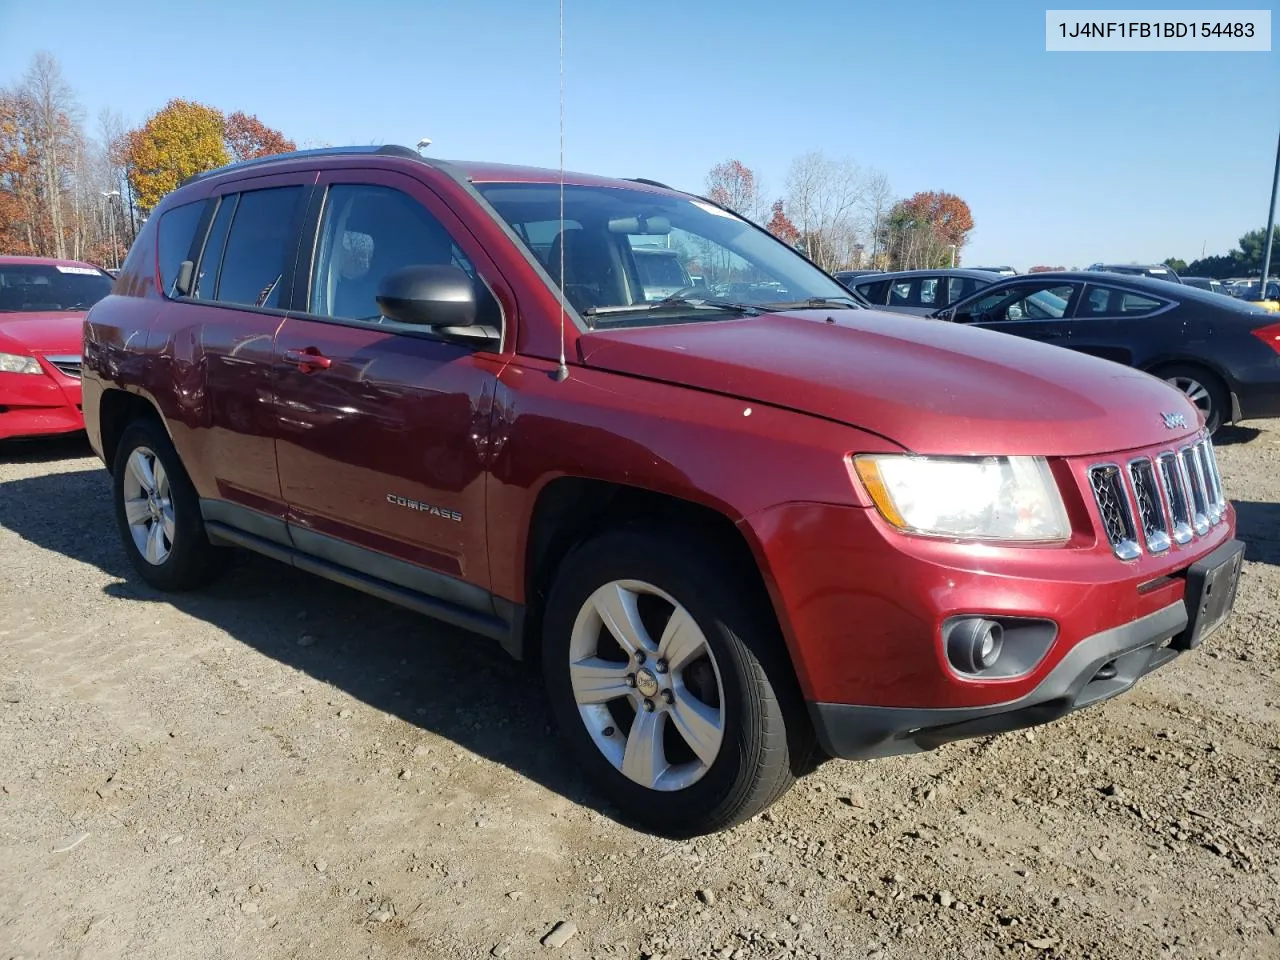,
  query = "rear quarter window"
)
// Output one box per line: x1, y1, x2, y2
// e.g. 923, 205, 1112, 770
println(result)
157, 199, 210, 298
